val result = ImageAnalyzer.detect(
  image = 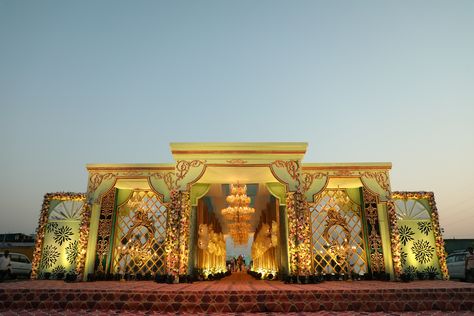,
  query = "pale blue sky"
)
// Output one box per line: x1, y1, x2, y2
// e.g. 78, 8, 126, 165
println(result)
0, 1, 473, 238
